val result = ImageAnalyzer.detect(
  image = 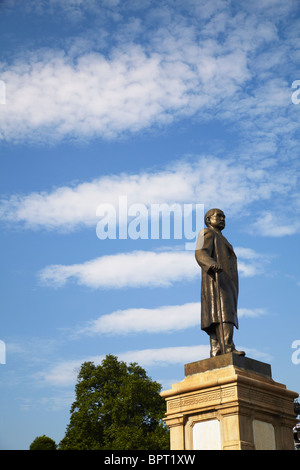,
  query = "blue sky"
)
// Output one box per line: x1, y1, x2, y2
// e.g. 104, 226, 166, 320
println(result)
0, 0, 300, 450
